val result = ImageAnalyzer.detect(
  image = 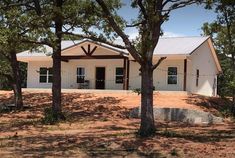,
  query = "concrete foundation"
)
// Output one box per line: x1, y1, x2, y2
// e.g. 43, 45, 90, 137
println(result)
130, 107, 223, 125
